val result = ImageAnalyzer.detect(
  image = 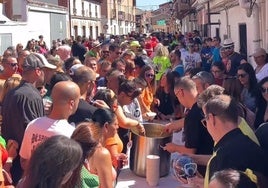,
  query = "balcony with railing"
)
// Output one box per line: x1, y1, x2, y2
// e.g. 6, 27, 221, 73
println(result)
176, 0, 197, 19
